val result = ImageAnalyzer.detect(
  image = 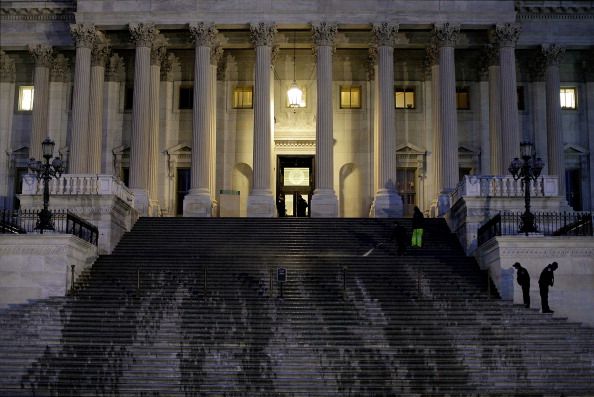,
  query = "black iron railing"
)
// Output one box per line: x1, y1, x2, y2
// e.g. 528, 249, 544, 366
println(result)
0, 209, 98, 246
478, 211, 593, 247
